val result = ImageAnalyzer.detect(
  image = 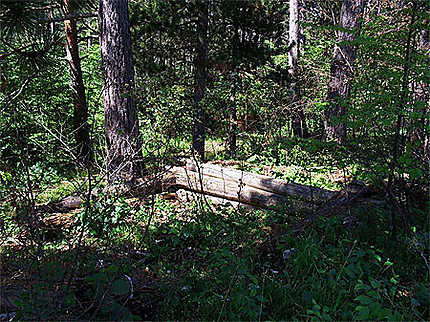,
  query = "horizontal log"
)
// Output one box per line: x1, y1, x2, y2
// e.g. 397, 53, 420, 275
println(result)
169, 166, 310, 211
38, 195, 84, 213
37, 176, 166, 214
175, 189, 257, 211
184, 160, 337, 203
36, 162, 380, 216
